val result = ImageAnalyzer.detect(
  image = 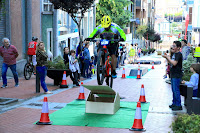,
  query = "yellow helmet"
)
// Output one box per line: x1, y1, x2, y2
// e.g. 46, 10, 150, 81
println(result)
101, 16, 111, 28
